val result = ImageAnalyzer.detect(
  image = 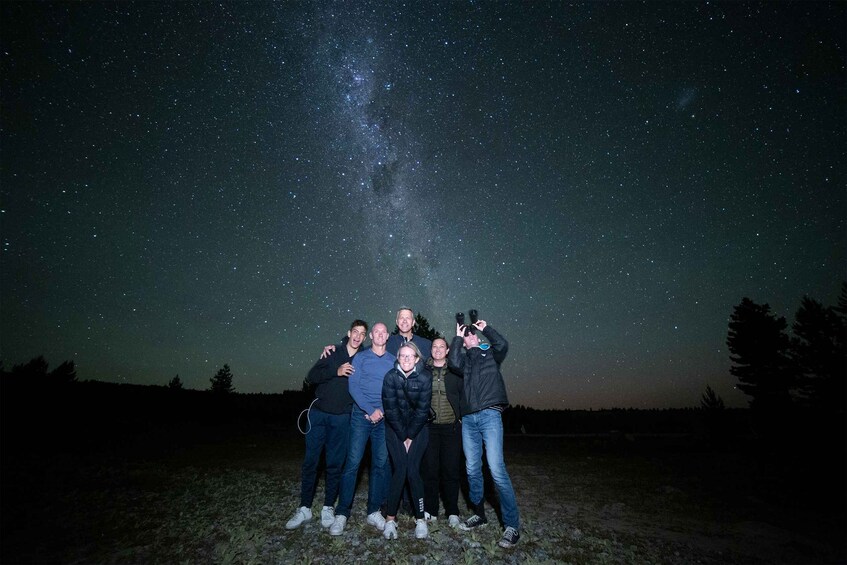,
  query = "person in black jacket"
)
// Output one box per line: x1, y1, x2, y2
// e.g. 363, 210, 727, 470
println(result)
421, 337, 464, 527
448, 318, 521, 549
381, 343, 433, 540
285, 320, 367, 531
